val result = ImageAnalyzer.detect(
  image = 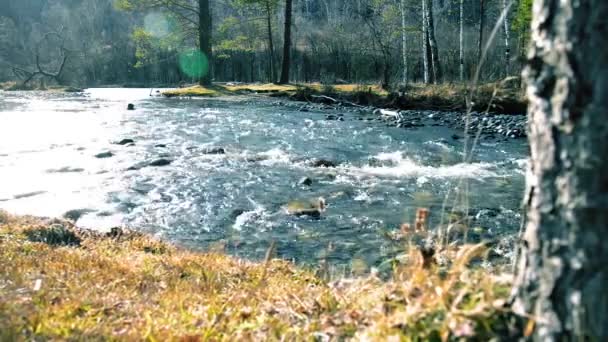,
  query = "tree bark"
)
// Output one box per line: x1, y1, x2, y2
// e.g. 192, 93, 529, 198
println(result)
265, 0, 276, 83
425, 0, 440, 83
198, 0, 212, 86
279, 0, 293, 84
400, 0, 408, 85
477, 0, 484, 78
421, 0, 430, 84
459, 0, 464, 82
512, 0, 608, 340
502, 0, 510, 77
